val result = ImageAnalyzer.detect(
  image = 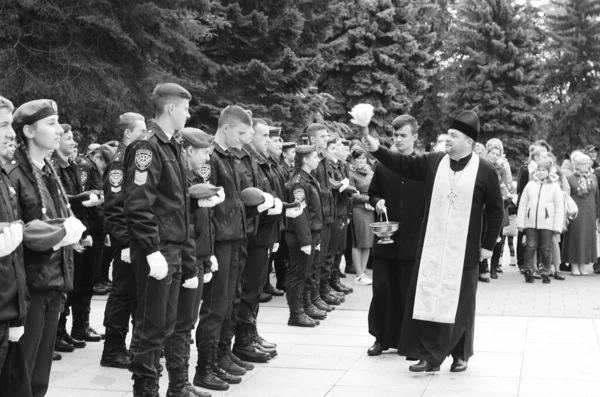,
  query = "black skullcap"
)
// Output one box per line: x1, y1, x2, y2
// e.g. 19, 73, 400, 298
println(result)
448, 110, 480, 141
